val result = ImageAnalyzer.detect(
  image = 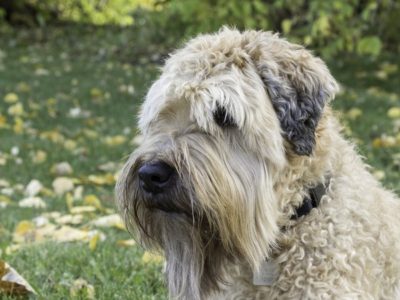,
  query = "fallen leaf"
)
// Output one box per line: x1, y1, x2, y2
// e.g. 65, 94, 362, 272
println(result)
0, 195, 11, 208
52, 226, 88, 242
4, 93, 19, 103
91, 214, 125, 230
25, 179, 43, 197
89, 233, 101, 251
0, 260, 37, 296
347, 108, 363, 120
103, 135, 127, 146
19, 197, 46, 209
54, 214, 84, 225
70, 206, 96, 214
70, 278, 95, 299
87, 173, 115, 185
32, 150, 47, 164
142, 251, 164, 264
51, 162, 73, 176
117, 239, 136, 247
7, 103, 24, 116
84, 194, 103, 210
53, 177, 75, 195
388, 107, 400, 119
